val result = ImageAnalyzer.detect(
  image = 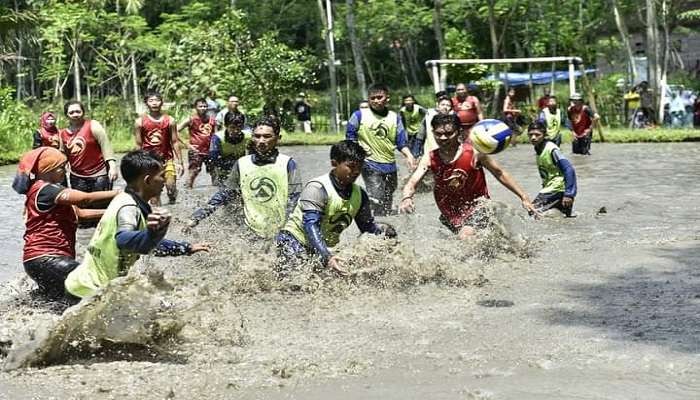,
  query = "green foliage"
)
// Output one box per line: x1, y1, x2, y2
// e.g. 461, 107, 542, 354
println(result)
0, 87, 34, 163
146, 8, 317, 109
